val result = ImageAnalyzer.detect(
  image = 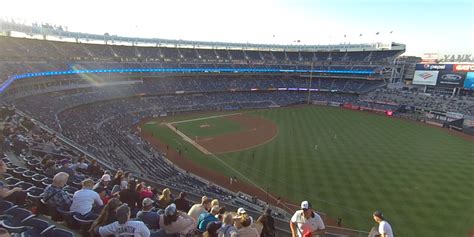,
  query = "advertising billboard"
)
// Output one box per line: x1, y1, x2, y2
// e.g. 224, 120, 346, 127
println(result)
437, 71, 466, 86
415, 64, 453, 71
454, 64, 474, 72
464, 72, 474, 89
413, 70, 439, 85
